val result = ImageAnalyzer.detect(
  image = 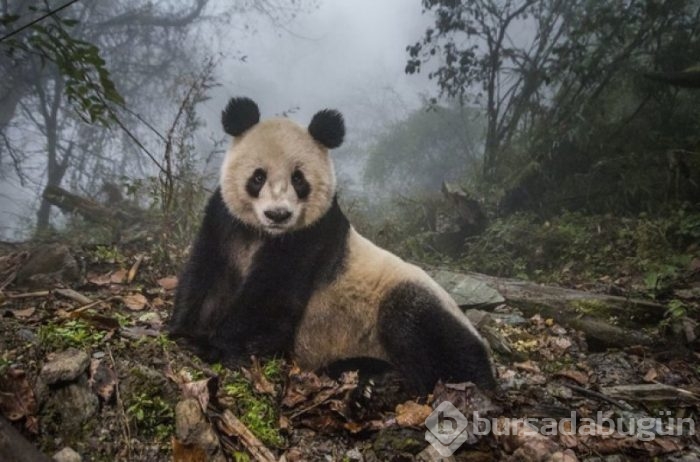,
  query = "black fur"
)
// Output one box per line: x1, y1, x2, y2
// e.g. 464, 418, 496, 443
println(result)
291, 170, 311, 199
245, 168, 266, 197
308, 109, 345, 149
378, 282, 497, 394
168, 188, 350, 367
222, 97, 260, 136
